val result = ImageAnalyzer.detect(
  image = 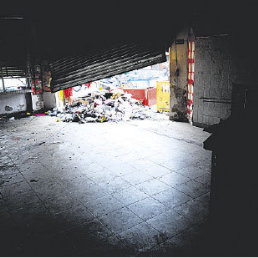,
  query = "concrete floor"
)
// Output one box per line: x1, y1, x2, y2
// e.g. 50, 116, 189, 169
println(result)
0, 116, 211, 256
